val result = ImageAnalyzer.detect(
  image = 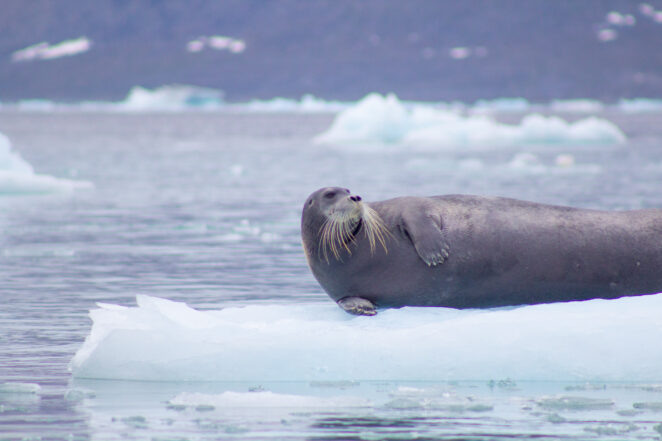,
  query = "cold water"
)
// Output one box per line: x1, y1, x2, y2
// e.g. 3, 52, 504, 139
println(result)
2, 106, 662, 440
